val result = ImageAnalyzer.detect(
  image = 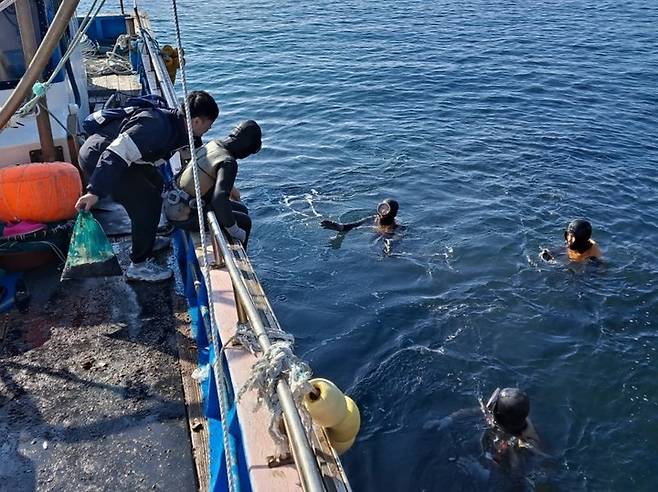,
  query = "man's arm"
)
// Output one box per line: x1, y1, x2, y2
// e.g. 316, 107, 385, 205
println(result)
210, 159, 245, 243
321, 216, 374, 232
